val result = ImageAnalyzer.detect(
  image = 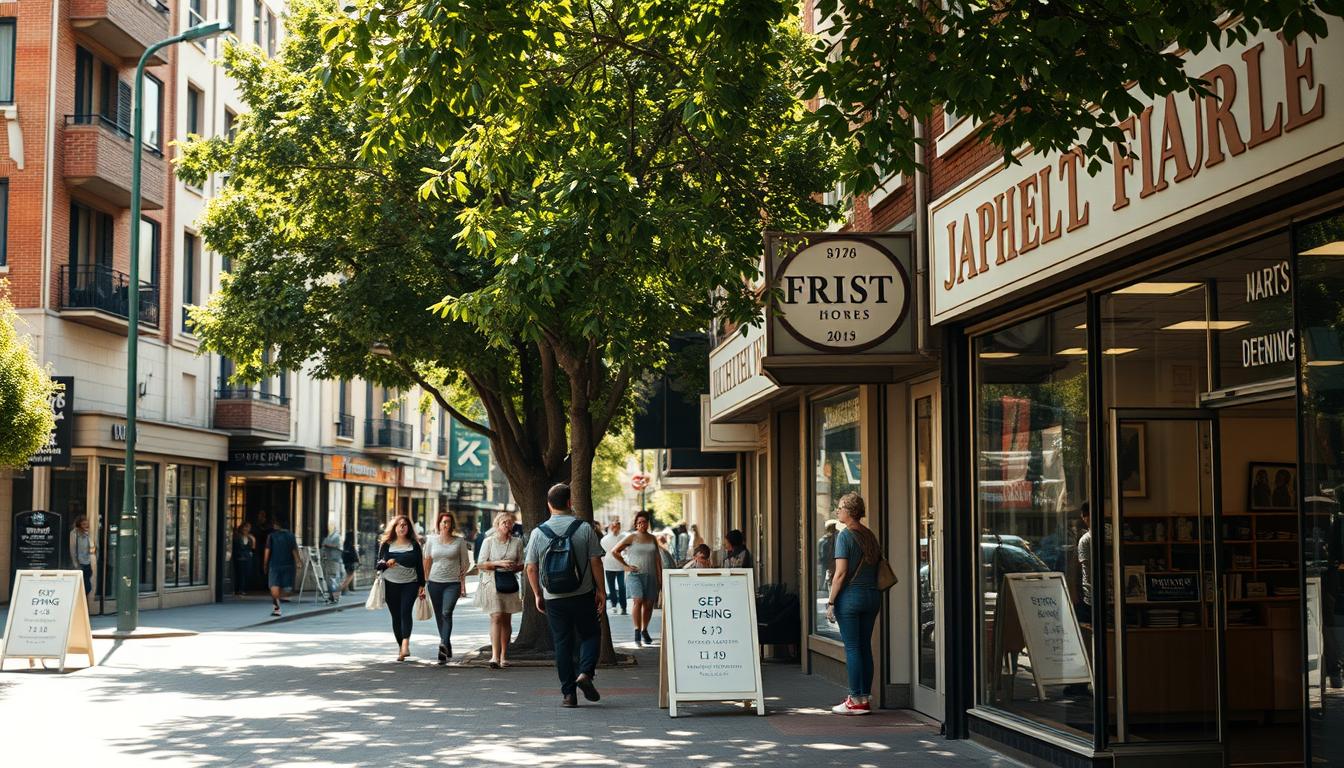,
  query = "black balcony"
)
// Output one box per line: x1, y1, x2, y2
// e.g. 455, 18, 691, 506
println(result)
216, 388, 290, 406
61, 263, 159, 331
365, 418, 412, 450
337, 414, 355, 439
438, 436, 450, 457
